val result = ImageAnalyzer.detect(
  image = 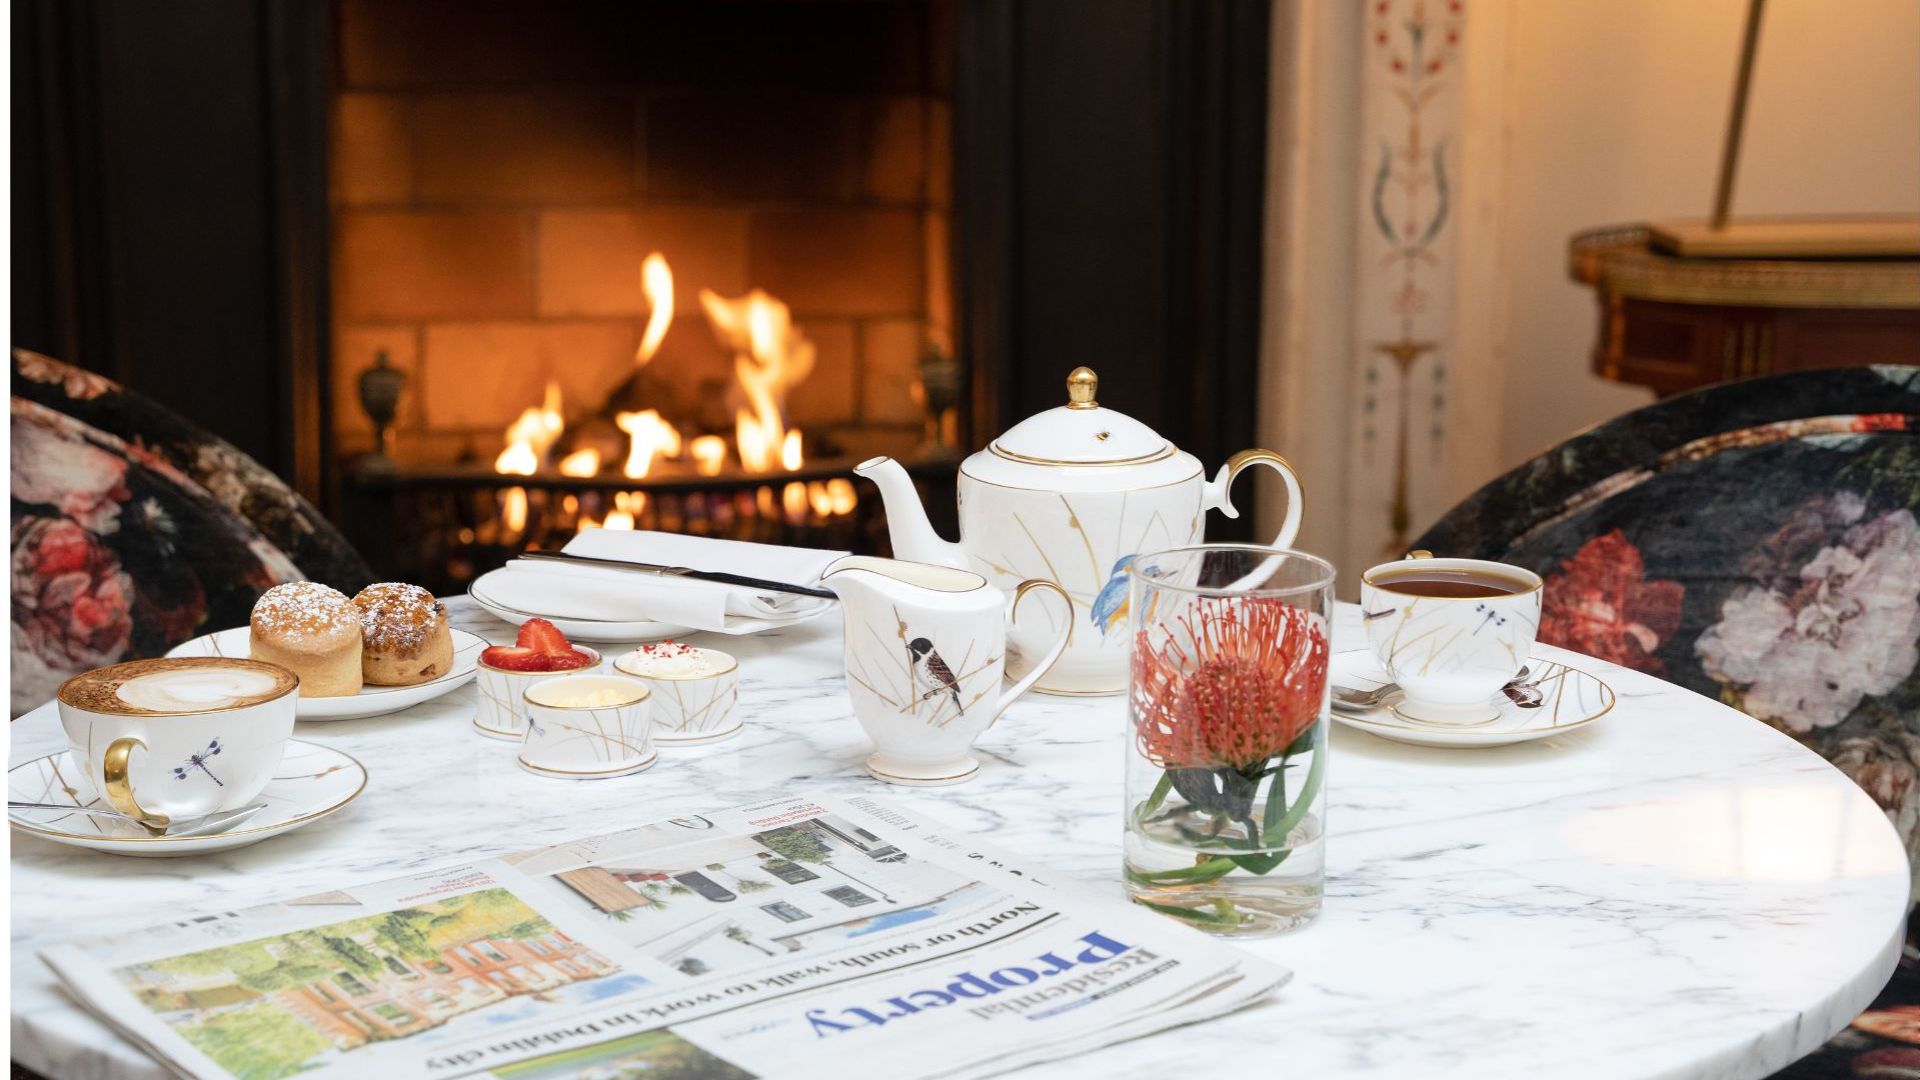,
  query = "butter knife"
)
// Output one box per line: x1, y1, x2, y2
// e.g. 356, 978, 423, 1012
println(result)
516, 550, 836, 600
